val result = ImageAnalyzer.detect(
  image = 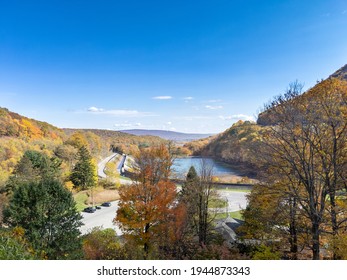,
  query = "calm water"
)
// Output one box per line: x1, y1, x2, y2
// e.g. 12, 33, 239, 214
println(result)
172, 157, 240, 179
